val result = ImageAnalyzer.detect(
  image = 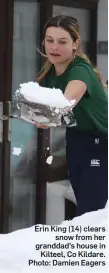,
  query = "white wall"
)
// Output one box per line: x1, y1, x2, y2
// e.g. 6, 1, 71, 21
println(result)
97, 0, 108, 82
53, 5, 90, 53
